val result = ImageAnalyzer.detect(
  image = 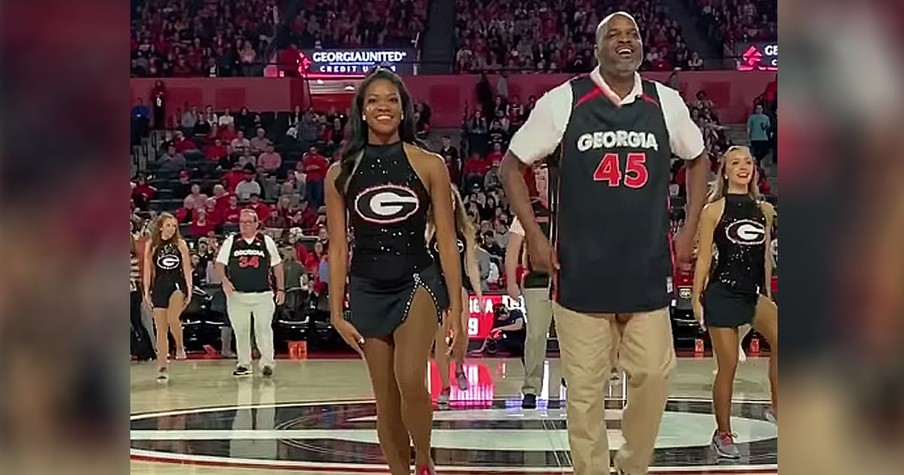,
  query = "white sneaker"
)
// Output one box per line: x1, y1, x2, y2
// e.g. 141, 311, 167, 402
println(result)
711, 430, 740, 459
765, 406, 777, 424
437, 387, 451, 410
